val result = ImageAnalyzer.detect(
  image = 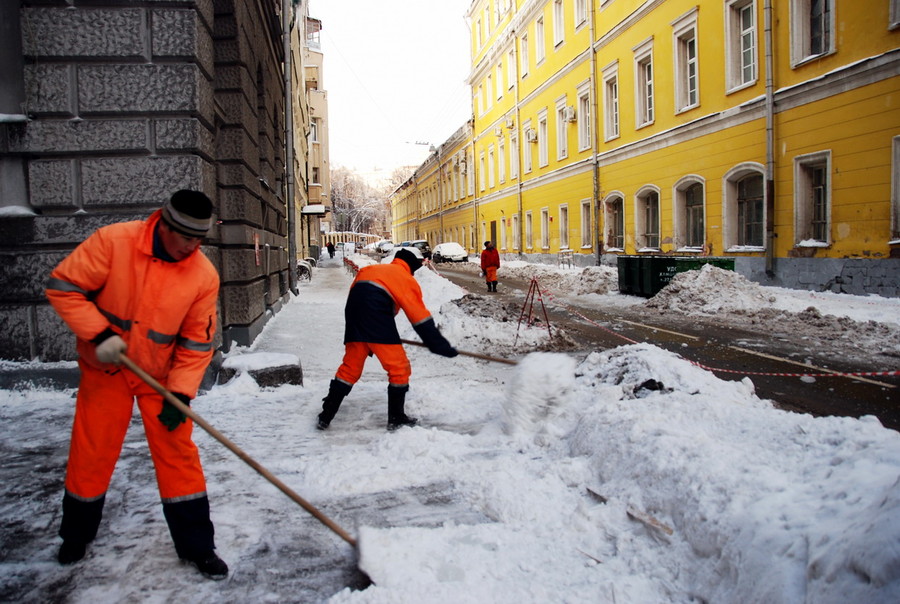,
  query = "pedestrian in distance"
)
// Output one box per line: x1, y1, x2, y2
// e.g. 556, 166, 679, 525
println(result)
44, 189, 228, 580
327, 241, 335, 258
480, 240, 500, 292
317, 248, 458, 431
